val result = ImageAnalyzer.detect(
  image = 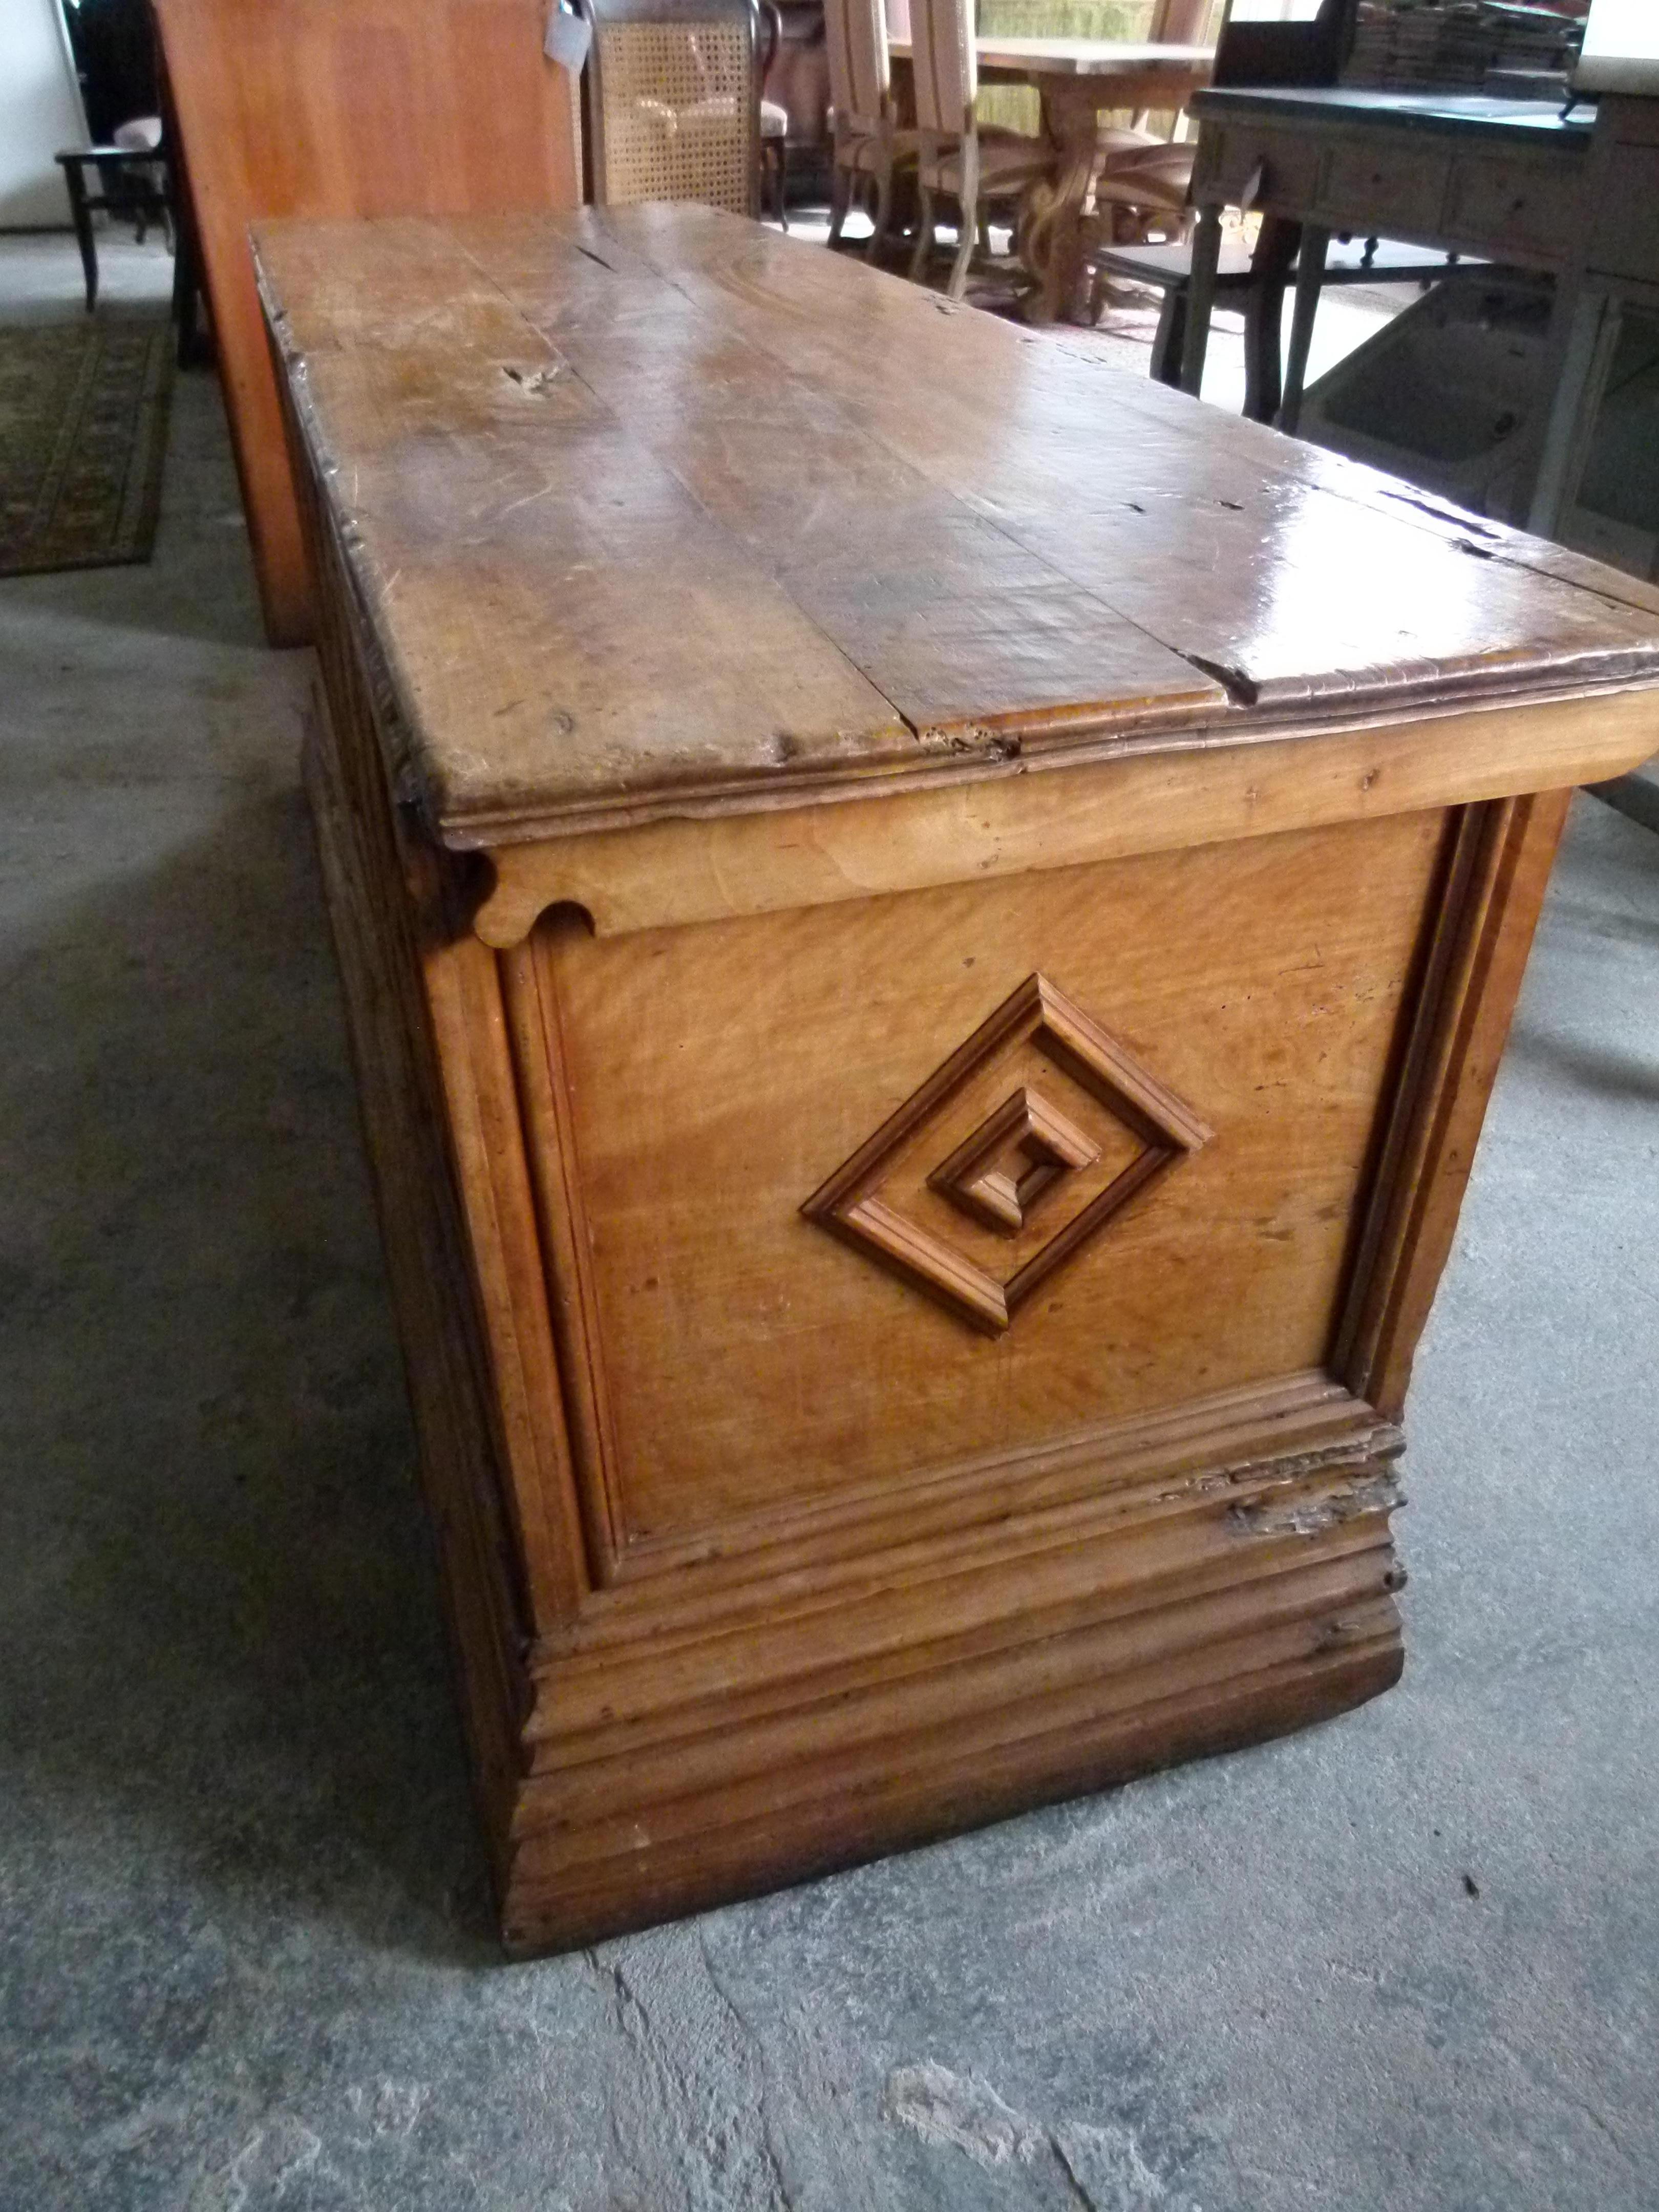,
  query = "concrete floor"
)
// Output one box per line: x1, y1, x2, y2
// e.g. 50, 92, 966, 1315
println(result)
2, 232, 1657, 2212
